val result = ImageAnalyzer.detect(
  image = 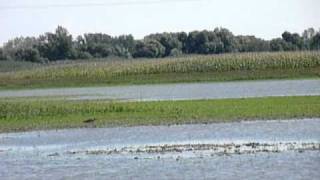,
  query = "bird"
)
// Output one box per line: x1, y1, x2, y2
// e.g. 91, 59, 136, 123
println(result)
83, 118, 96, 123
